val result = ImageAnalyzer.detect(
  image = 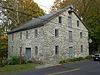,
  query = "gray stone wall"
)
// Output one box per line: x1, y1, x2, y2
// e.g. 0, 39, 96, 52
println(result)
8, 9, 89, 64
